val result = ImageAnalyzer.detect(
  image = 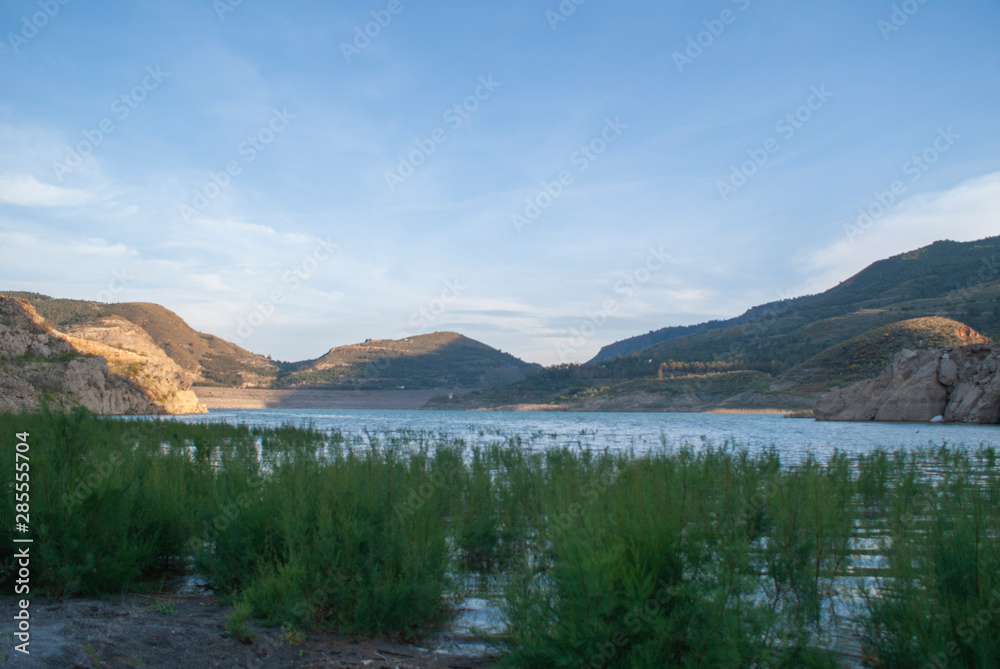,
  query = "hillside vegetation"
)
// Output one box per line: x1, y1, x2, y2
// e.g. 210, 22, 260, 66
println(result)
446, 237, 1000, 411
591, 237, 1000, 363
0, 294, 281, 387
5, 236, 999, 408
778, 317, 989, 393
0, 293, 539, 392
275, 332, 540, 390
